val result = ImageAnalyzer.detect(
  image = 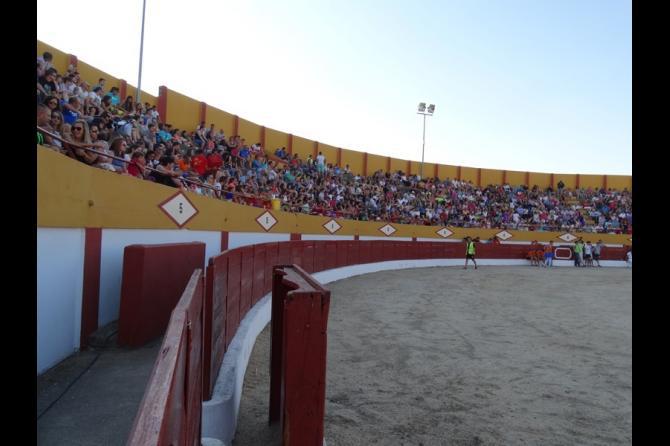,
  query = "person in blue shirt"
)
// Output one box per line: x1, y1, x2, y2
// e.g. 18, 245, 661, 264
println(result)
108, 87, 121, 106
